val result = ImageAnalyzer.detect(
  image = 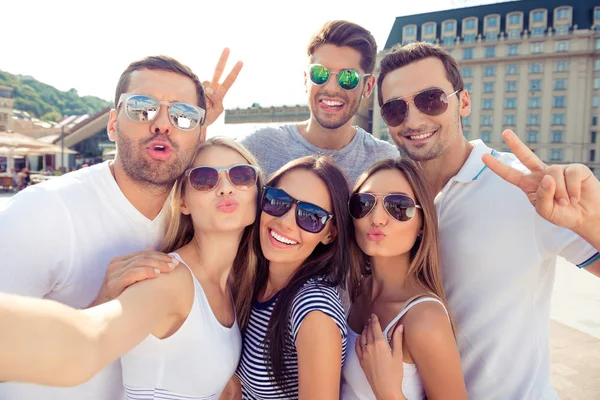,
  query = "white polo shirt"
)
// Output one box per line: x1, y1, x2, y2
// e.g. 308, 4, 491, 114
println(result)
436, 140, 599, 399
